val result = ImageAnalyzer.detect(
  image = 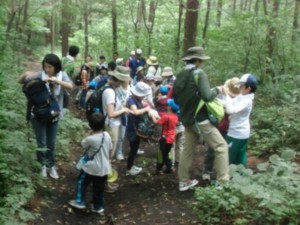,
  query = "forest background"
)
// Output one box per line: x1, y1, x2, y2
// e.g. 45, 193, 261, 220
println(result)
0, 0, 300, 224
